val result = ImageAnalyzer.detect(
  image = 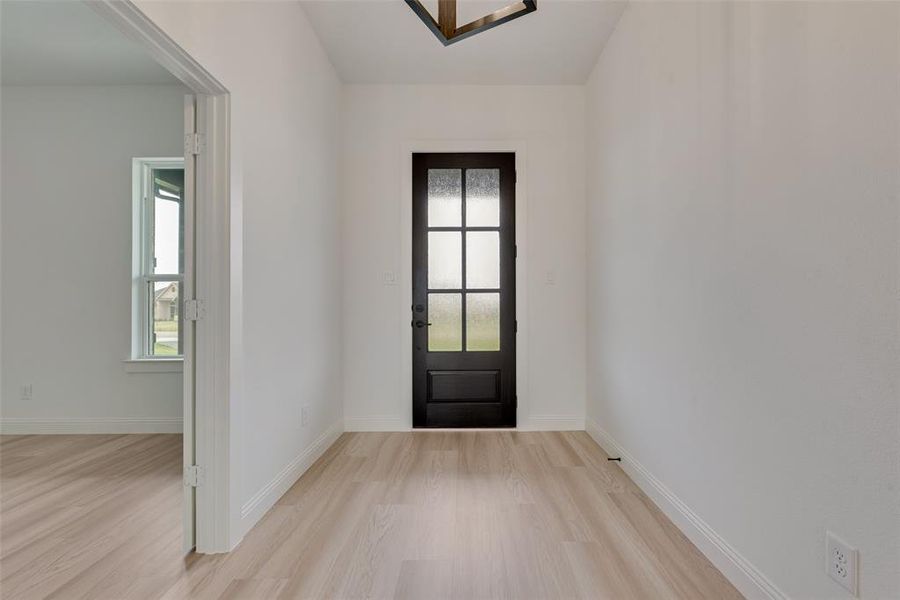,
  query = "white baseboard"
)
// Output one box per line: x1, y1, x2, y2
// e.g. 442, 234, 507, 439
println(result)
344, 415, 410, 432
0, 417, 183, 434
344, 415, 586, 432
522, 415, 585, 431
585, 418, 787, 600
239, 419, 343, 535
